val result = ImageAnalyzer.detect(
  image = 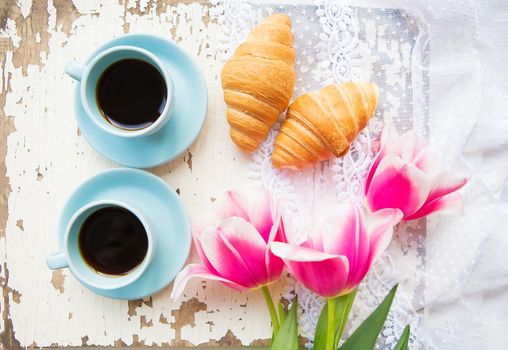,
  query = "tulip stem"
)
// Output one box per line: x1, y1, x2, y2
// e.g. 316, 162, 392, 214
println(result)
325, 290, 358, 350
261, 285, 280, 336
326, 298, 336, 350
335, 289, 357, 343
